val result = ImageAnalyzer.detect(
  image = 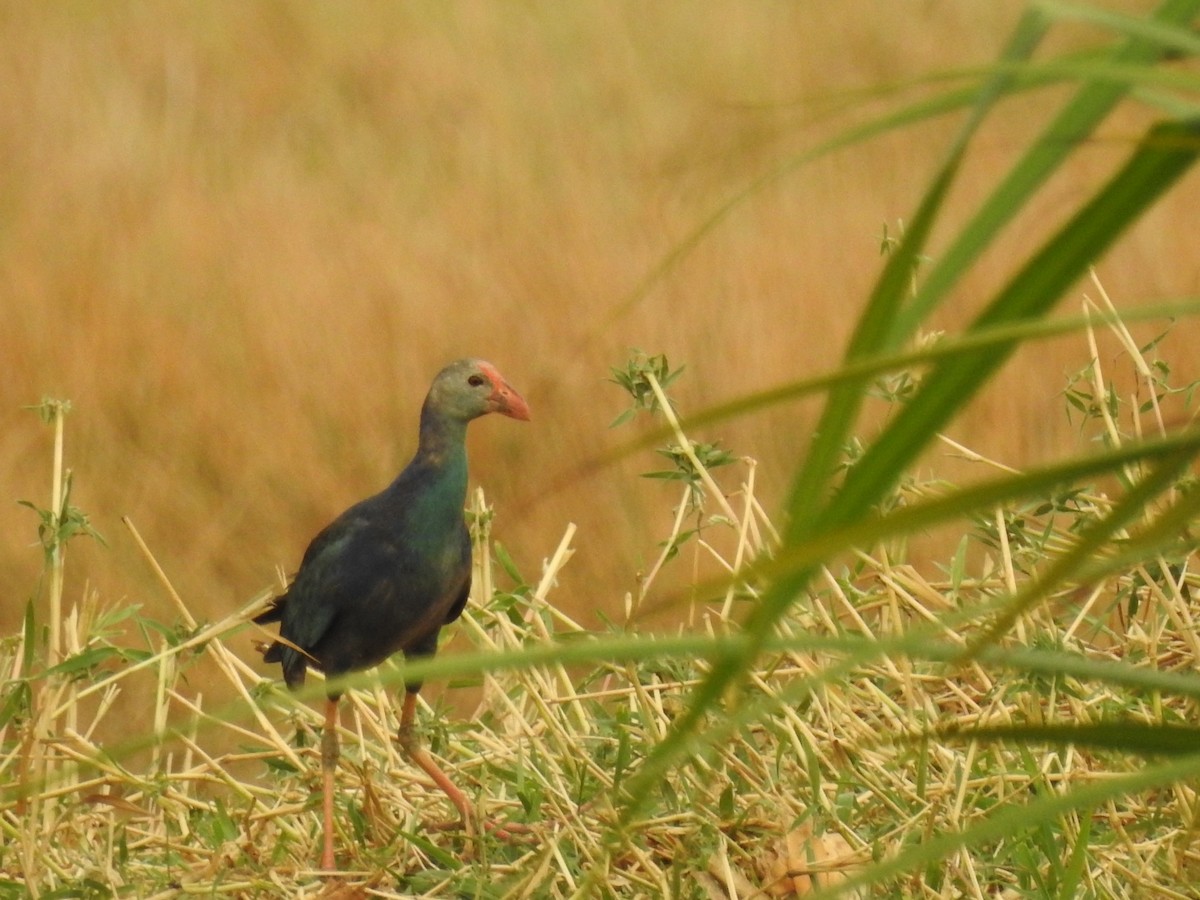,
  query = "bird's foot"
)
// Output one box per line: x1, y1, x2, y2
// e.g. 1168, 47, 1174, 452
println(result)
427, 816, 533, 843
480, 818, 533, 842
